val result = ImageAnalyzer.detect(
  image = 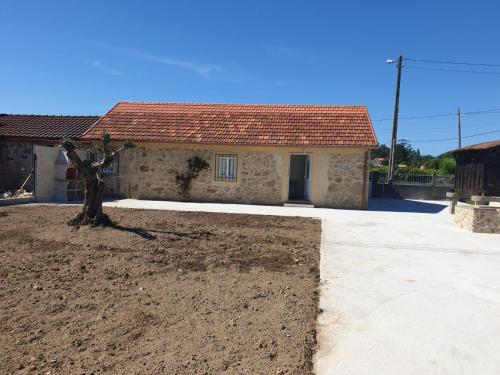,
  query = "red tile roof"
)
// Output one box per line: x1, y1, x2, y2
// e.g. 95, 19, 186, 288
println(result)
0, 114, 99, 140
452, 139, 500, 153
82, 102, 378, 147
